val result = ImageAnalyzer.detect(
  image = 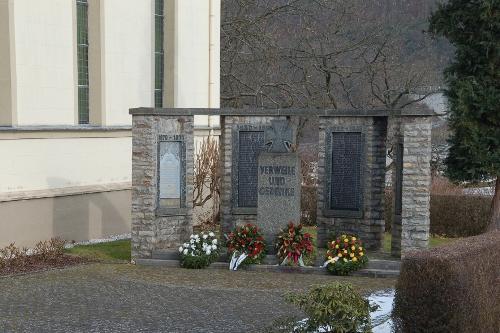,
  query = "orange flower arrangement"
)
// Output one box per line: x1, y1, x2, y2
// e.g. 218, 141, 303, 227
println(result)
324, 234, 368, 275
